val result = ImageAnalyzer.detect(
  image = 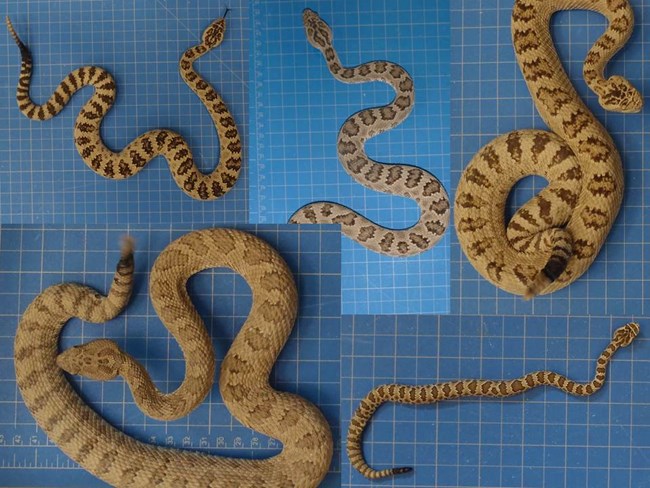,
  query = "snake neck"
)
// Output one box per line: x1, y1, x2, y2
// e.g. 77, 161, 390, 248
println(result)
575, 0, 636, 91
512, 0, 627, 147
178, 45, 242, 188
321, 45, 411, 87
507, 340, 620, 396
315, 43, 418, 186
121, 278, 216, 423
118, 349, 215, 422
179, 44, 220, 95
